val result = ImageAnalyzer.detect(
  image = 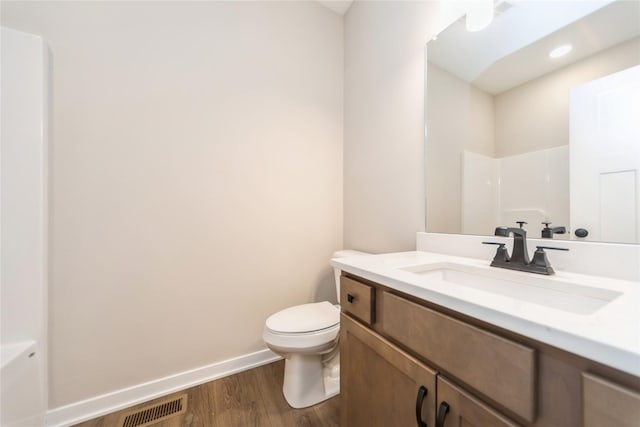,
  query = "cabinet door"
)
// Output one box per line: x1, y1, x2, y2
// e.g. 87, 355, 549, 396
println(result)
341, 313, 437, 427
583, 373, 640, 427
380, 291, 536, 422
436, 376, 520, 427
